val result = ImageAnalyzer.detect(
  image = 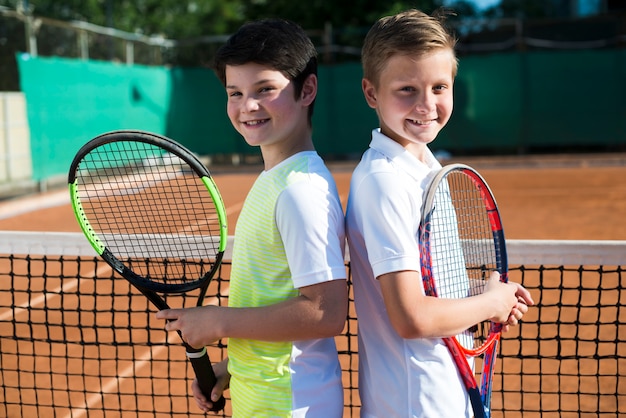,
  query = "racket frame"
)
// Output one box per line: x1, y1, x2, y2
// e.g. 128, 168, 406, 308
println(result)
419, 163, 508, 418
68, 130, 228, 411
